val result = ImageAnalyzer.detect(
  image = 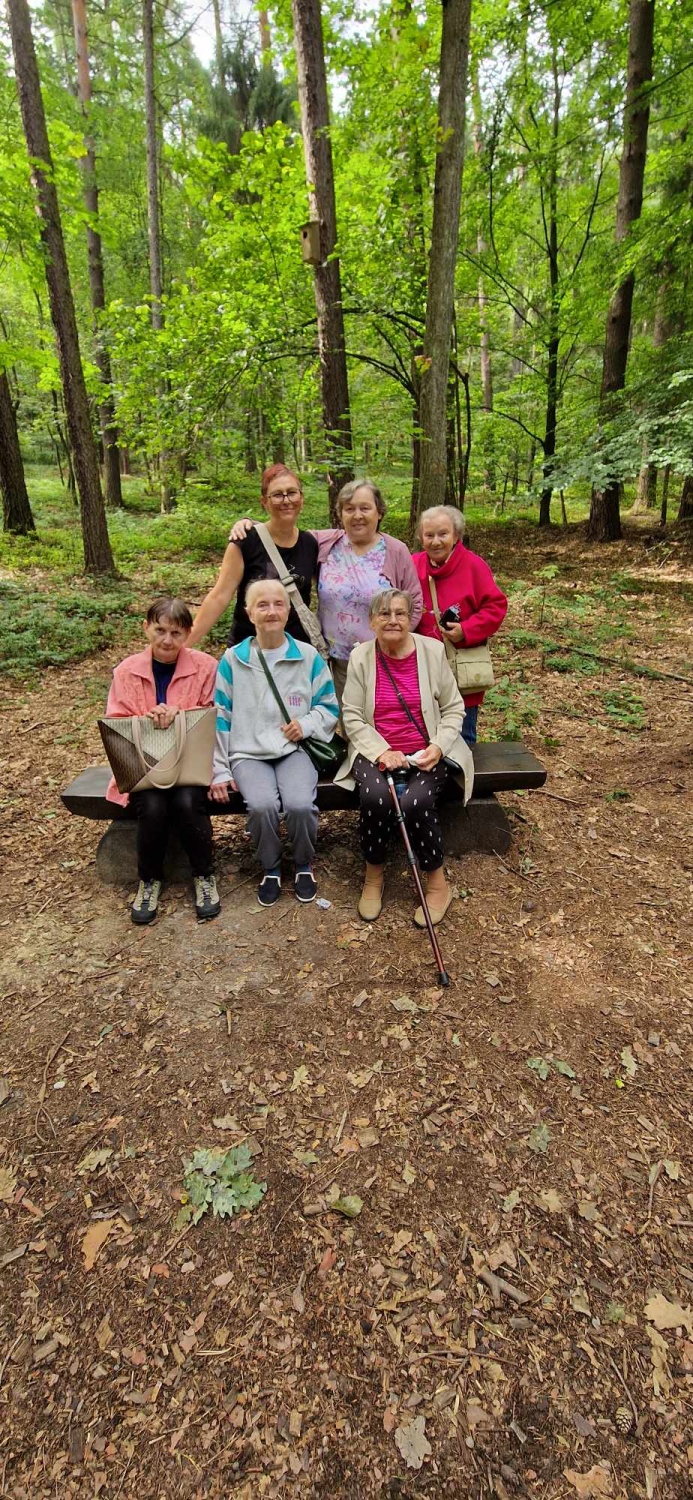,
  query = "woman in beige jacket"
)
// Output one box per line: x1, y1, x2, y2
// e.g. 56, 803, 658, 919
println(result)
336, 589, 474, 926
